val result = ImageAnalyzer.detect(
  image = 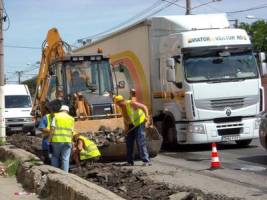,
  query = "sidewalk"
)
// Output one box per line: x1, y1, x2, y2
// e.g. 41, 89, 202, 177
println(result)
0, 176, 41, 200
